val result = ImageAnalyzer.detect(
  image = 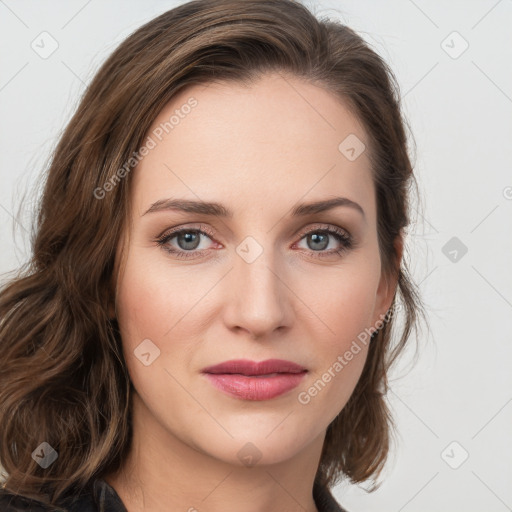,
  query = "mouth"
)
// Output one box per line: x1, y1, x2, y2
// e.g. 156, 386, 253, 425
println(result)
201, 359, 308, 401
202, 358, 307, 376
